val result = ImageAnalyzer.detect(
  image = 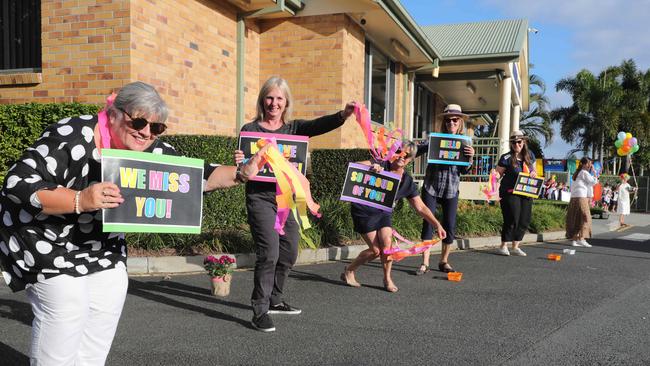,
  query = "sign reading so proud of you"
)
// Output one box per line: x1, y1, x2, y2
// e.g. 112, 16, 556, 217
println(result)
101, 149, 204, 234
427, 132, 472, 166
340, 163, 401, 212
238, 131, 308, 182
